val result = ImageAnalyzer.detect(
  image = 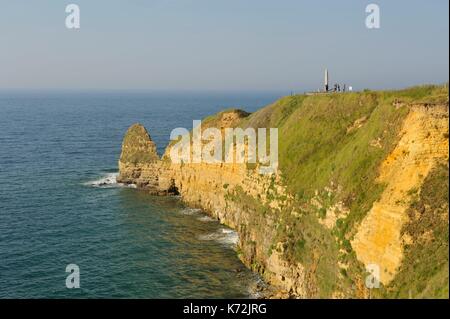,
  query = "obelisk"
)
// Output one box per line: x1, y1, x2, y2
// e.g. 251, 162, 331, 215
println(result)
324, 68, 329, 92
